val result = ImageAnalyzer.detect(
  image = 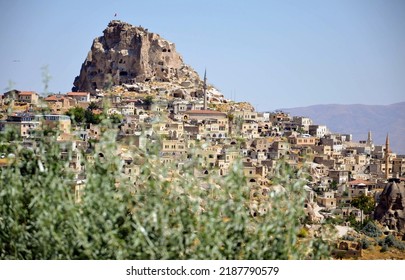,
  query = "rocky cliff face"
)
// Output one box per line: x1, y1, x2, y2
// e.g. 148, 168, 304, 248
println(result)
374, 180, 405, 234
73, 20, 201, 92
